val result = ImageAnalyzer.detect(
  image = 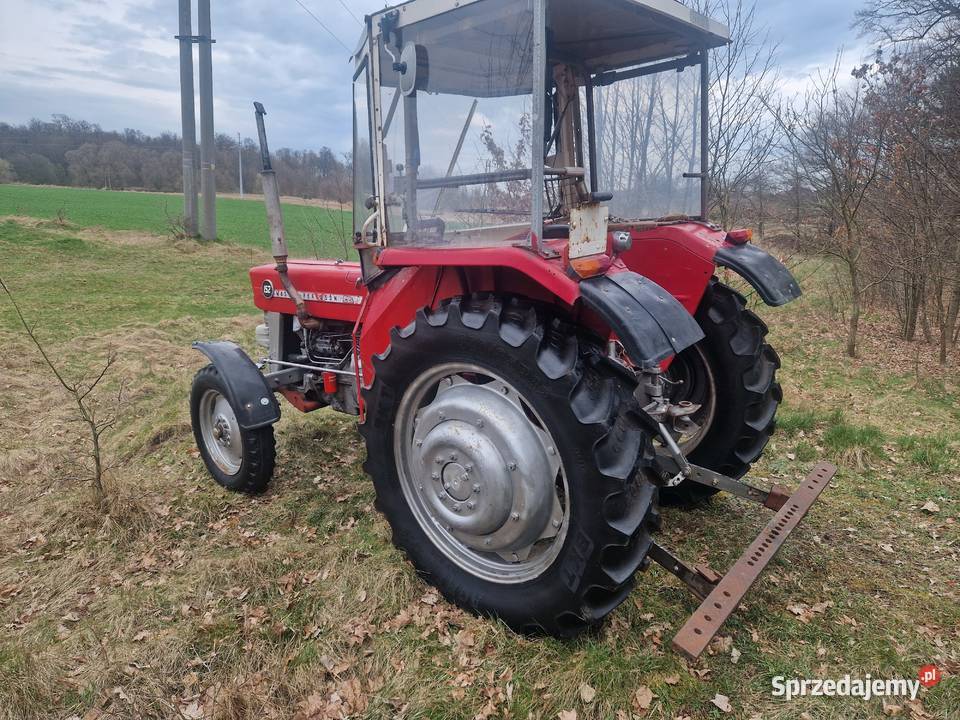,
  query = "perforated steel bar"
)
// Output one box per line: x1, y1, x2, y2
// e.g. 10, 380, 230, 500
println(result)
672, 462, 837, 660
